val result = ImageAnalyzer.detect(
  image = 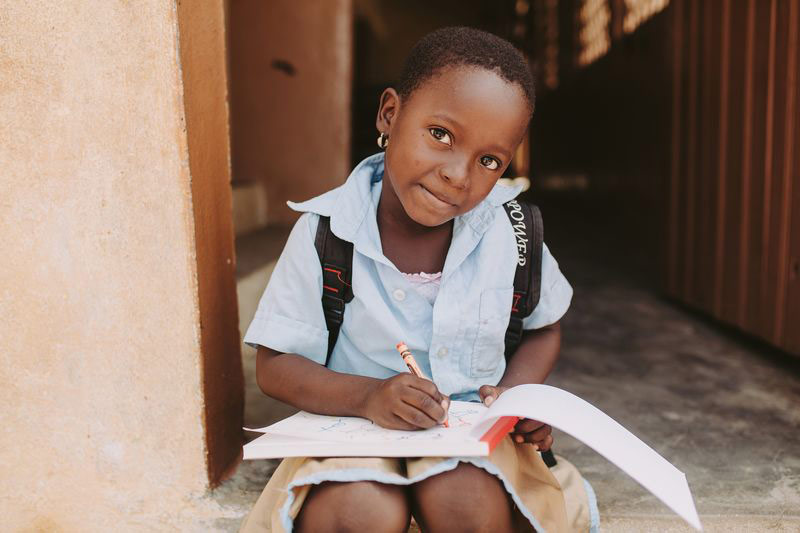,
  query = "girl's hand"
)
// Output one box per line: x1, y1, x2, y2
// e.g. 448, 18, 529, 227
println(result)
363, 374, 450, 430
479, 384, 554, 452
